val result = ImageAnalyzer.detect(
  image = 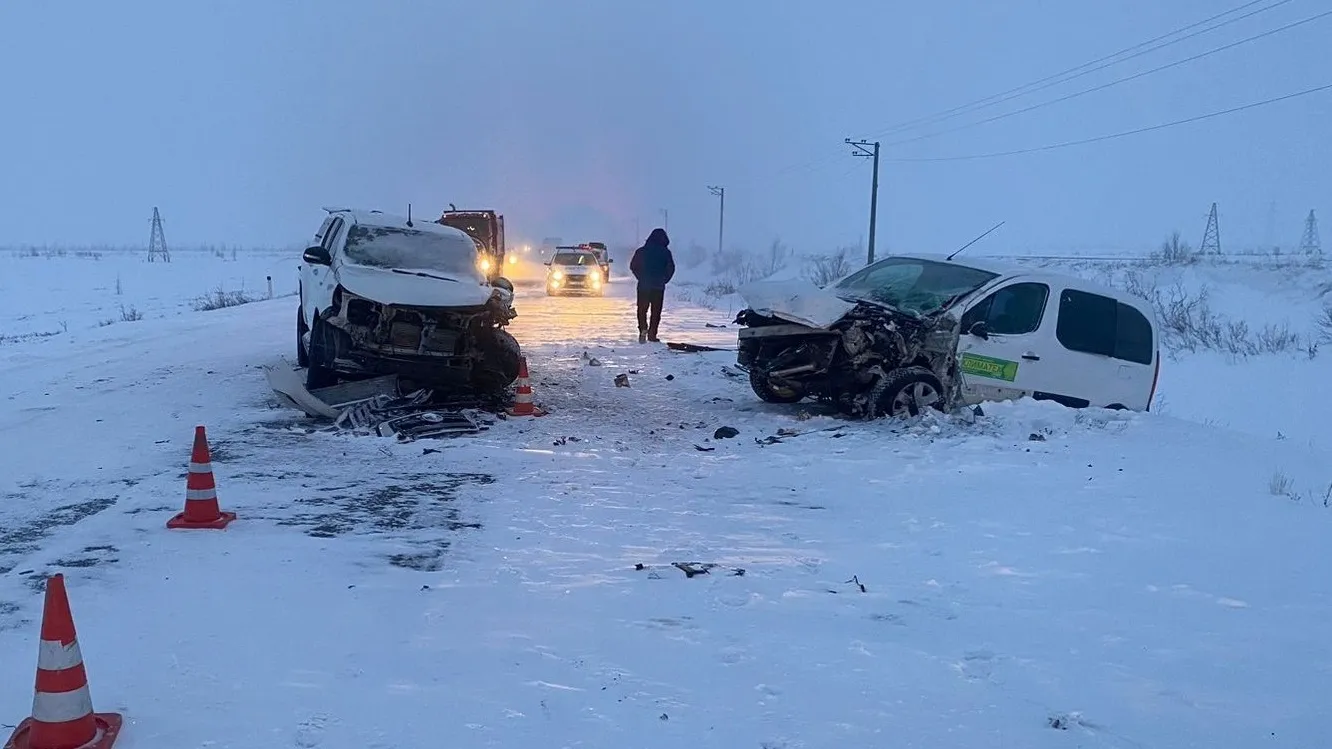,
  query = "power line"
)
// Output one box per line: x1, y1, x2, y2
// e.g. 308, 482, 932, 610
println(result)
737, 0, 1294, 188
887, 81, 1332, 162
884, 6, 1332, 148
867, 0, 1295, 138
